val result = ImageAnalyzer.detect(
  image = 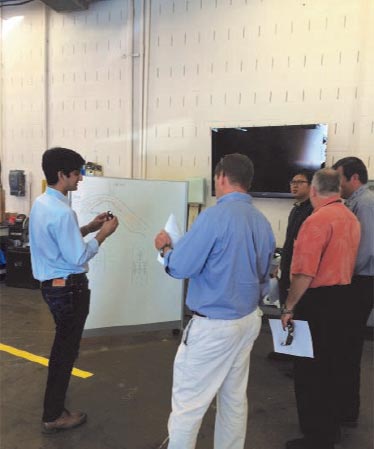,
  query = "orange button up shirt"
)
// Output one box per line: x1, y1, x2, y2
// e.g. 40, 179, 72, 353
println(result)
291, 195, 361, 288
